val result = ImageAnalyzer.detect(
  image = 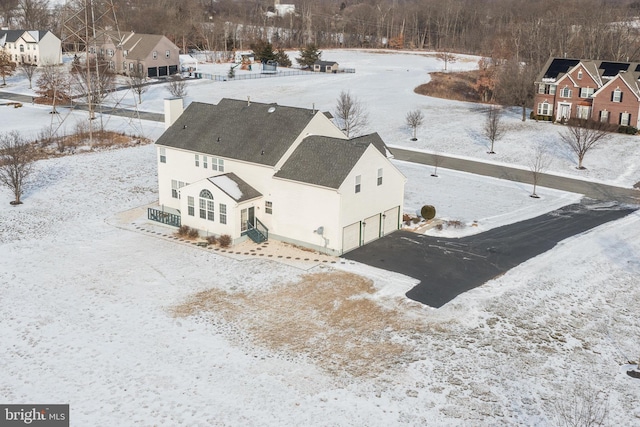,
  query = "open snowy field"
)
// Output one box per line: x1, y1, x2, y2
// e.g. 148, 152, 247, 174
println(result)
4, 49, 640, 187
1, 49, 639, 425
